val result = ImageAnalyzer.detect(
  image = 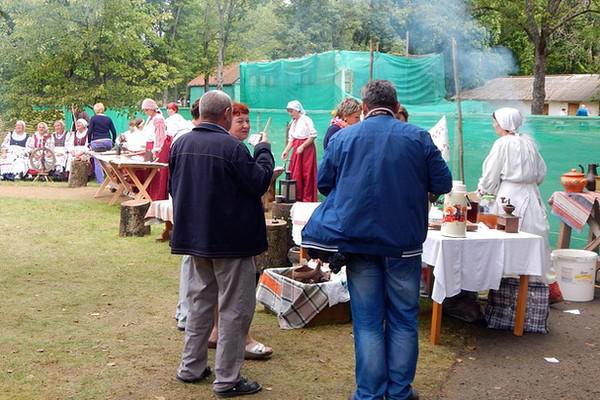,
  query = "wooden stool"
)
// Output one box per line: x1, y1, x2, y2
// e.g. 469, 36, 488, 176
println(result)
255, 219, 290, 270
119, 199, 151, 237
68, 159, 90, 188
